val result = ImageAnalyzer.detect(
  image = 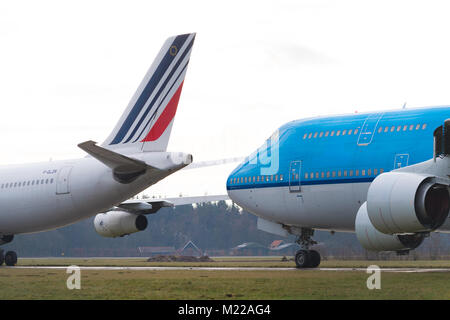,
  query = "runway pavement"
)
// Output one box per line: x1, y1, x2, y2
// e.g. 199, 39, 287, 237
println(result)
9, 266, 450, 272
